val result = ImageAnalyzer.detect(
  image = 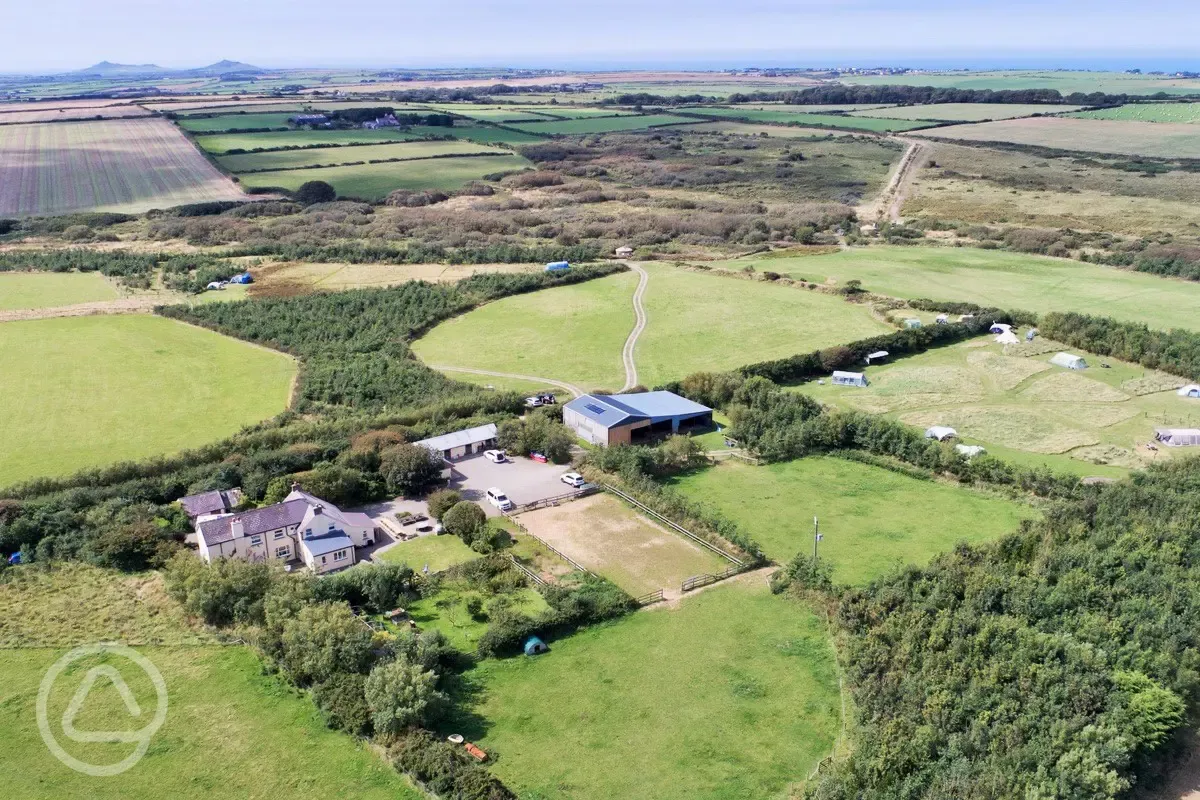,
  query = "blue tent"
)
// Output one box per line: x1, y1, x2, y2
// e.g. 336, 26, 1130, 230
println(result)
544, 261, 570, 272
524, 636, 548, 656
230, 272, 254, 284
8, 552, 21, 565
